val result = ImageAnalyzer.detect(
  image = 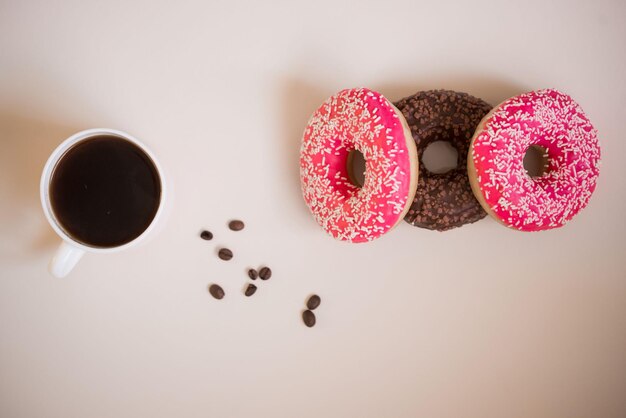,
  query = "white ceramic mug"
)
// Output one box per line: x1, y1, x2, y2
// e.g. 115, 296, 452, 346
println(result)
40, 128, 167, 278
